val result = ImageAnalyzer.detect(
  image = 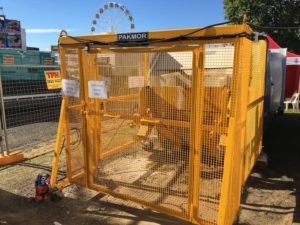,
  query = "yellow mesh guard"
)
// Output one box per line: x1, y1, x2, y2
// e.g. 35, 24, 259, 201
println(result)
58, 25, 267, 225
